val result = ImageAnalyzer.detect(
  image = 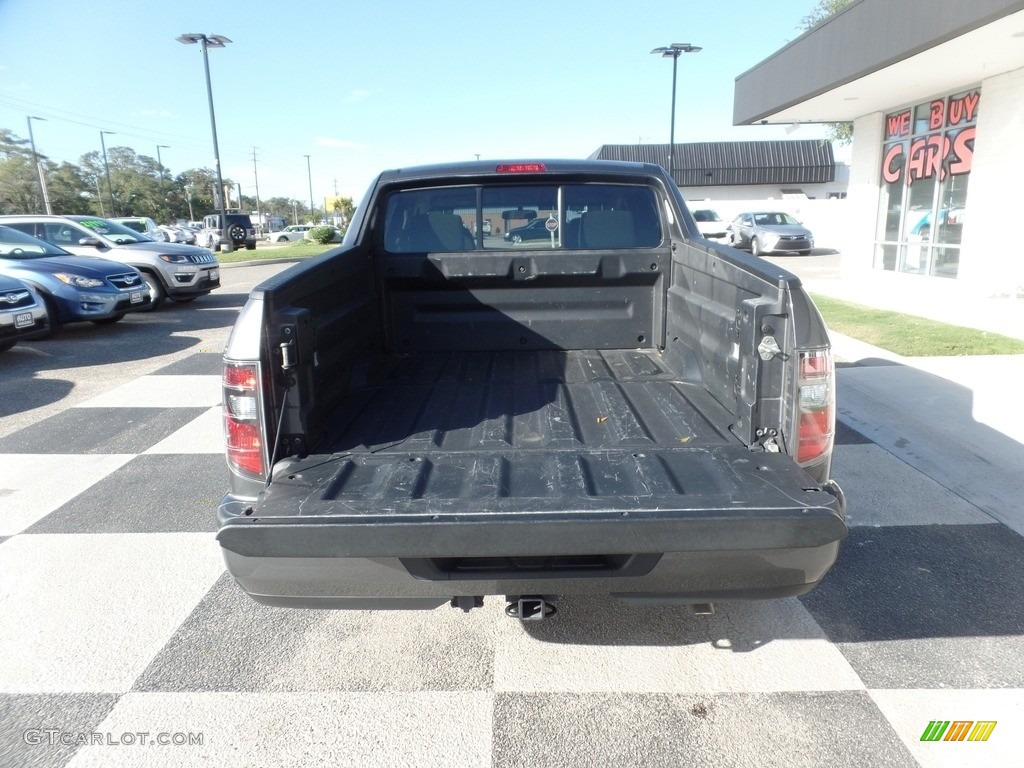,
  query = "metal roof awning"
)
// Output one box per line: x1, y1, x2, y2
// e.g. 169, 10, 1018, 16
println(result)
733, 0, 1024, 126
590, 141, 836, 187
